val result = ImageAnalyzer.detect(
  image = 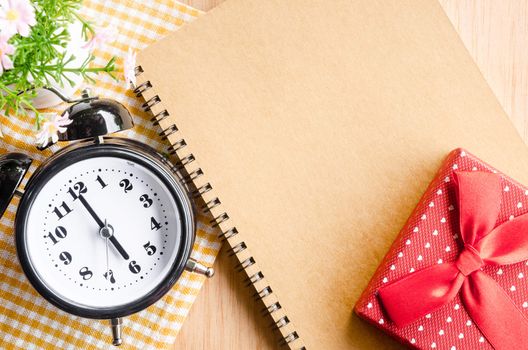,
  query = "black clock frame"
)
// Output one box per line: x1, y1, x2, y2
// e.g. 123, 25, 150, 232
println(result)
15, 137, 195, 319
